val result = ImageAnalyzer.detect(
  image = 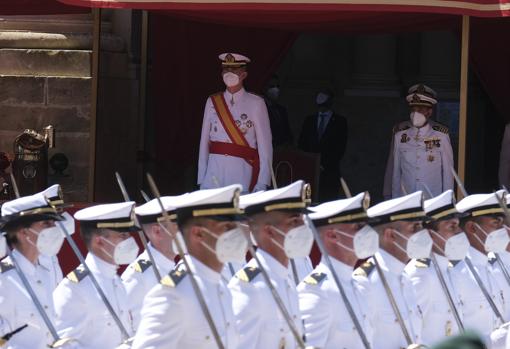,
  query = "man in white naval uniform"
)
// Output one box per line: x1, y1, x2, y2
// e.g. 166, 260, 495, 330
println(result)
53, 202, 139, 349
229, 180, 312, 349
0, 192, 68, 349
132, 185, 245, 349
198, 52, 272, 193
298, 192, 375, 349
354, 191, 427, 349
121, 196, 185, 329
405, 190, 468, 346
455, 191, 510, 346
391, 84, 454, 198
